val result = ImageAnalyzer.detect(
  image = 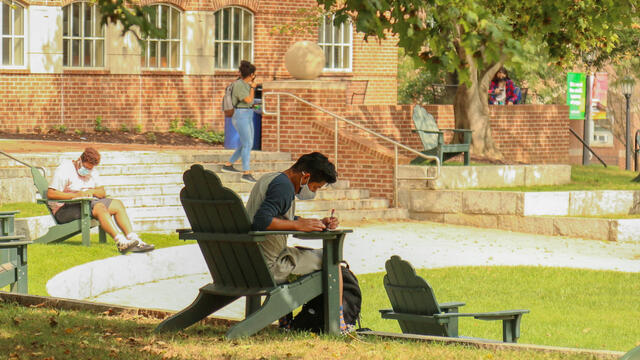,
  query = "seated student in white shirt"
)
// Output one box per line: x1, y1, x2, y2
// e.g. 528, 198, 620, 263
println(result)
46, 147, 154, 254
